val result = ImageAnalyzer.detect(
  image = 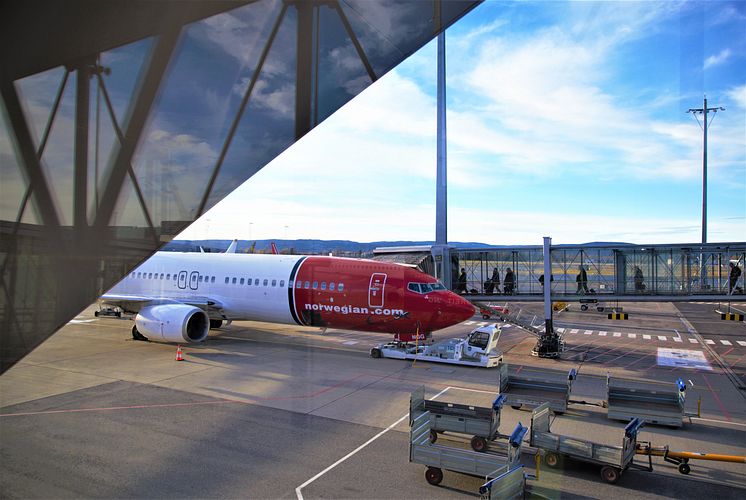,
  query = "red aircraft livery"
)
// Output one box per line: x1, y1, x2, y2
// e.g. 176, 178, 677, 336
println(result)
100, 252, 476, 344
